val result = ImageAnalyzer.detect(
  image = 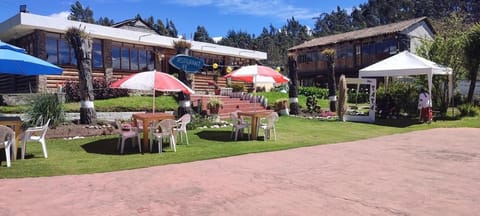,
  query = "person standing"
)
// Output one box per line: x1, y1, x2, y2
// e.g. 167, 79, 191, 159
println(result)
418, 88, 432, 123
